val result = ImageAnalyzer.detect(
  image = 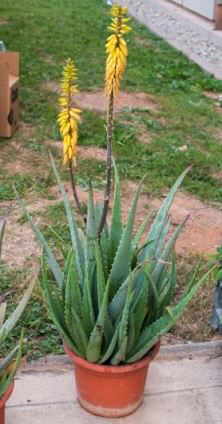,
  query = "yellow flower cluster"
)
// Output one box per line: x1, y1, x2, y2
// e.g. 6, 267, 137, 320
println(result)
58, 59, 81, 165
105, 5, 131, 96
